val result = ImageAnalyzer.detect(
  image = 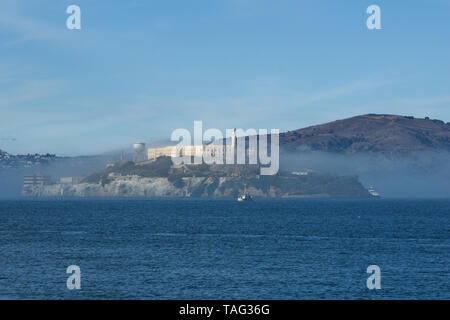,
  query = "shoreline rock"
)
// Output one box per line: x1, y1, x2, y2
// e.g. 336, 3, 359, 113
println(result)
21, 174, 371, 199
